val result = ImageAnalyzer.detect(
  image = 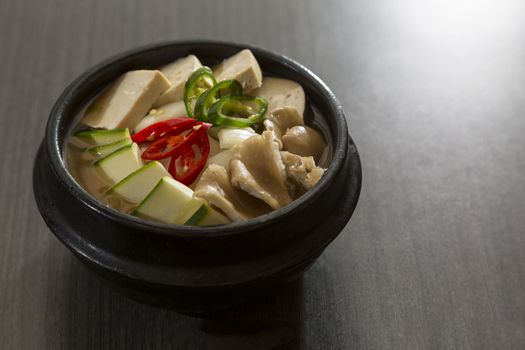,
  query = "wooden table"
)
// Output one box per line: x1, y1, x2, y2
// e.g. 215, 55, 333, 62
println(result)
1, 0, 524, 348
